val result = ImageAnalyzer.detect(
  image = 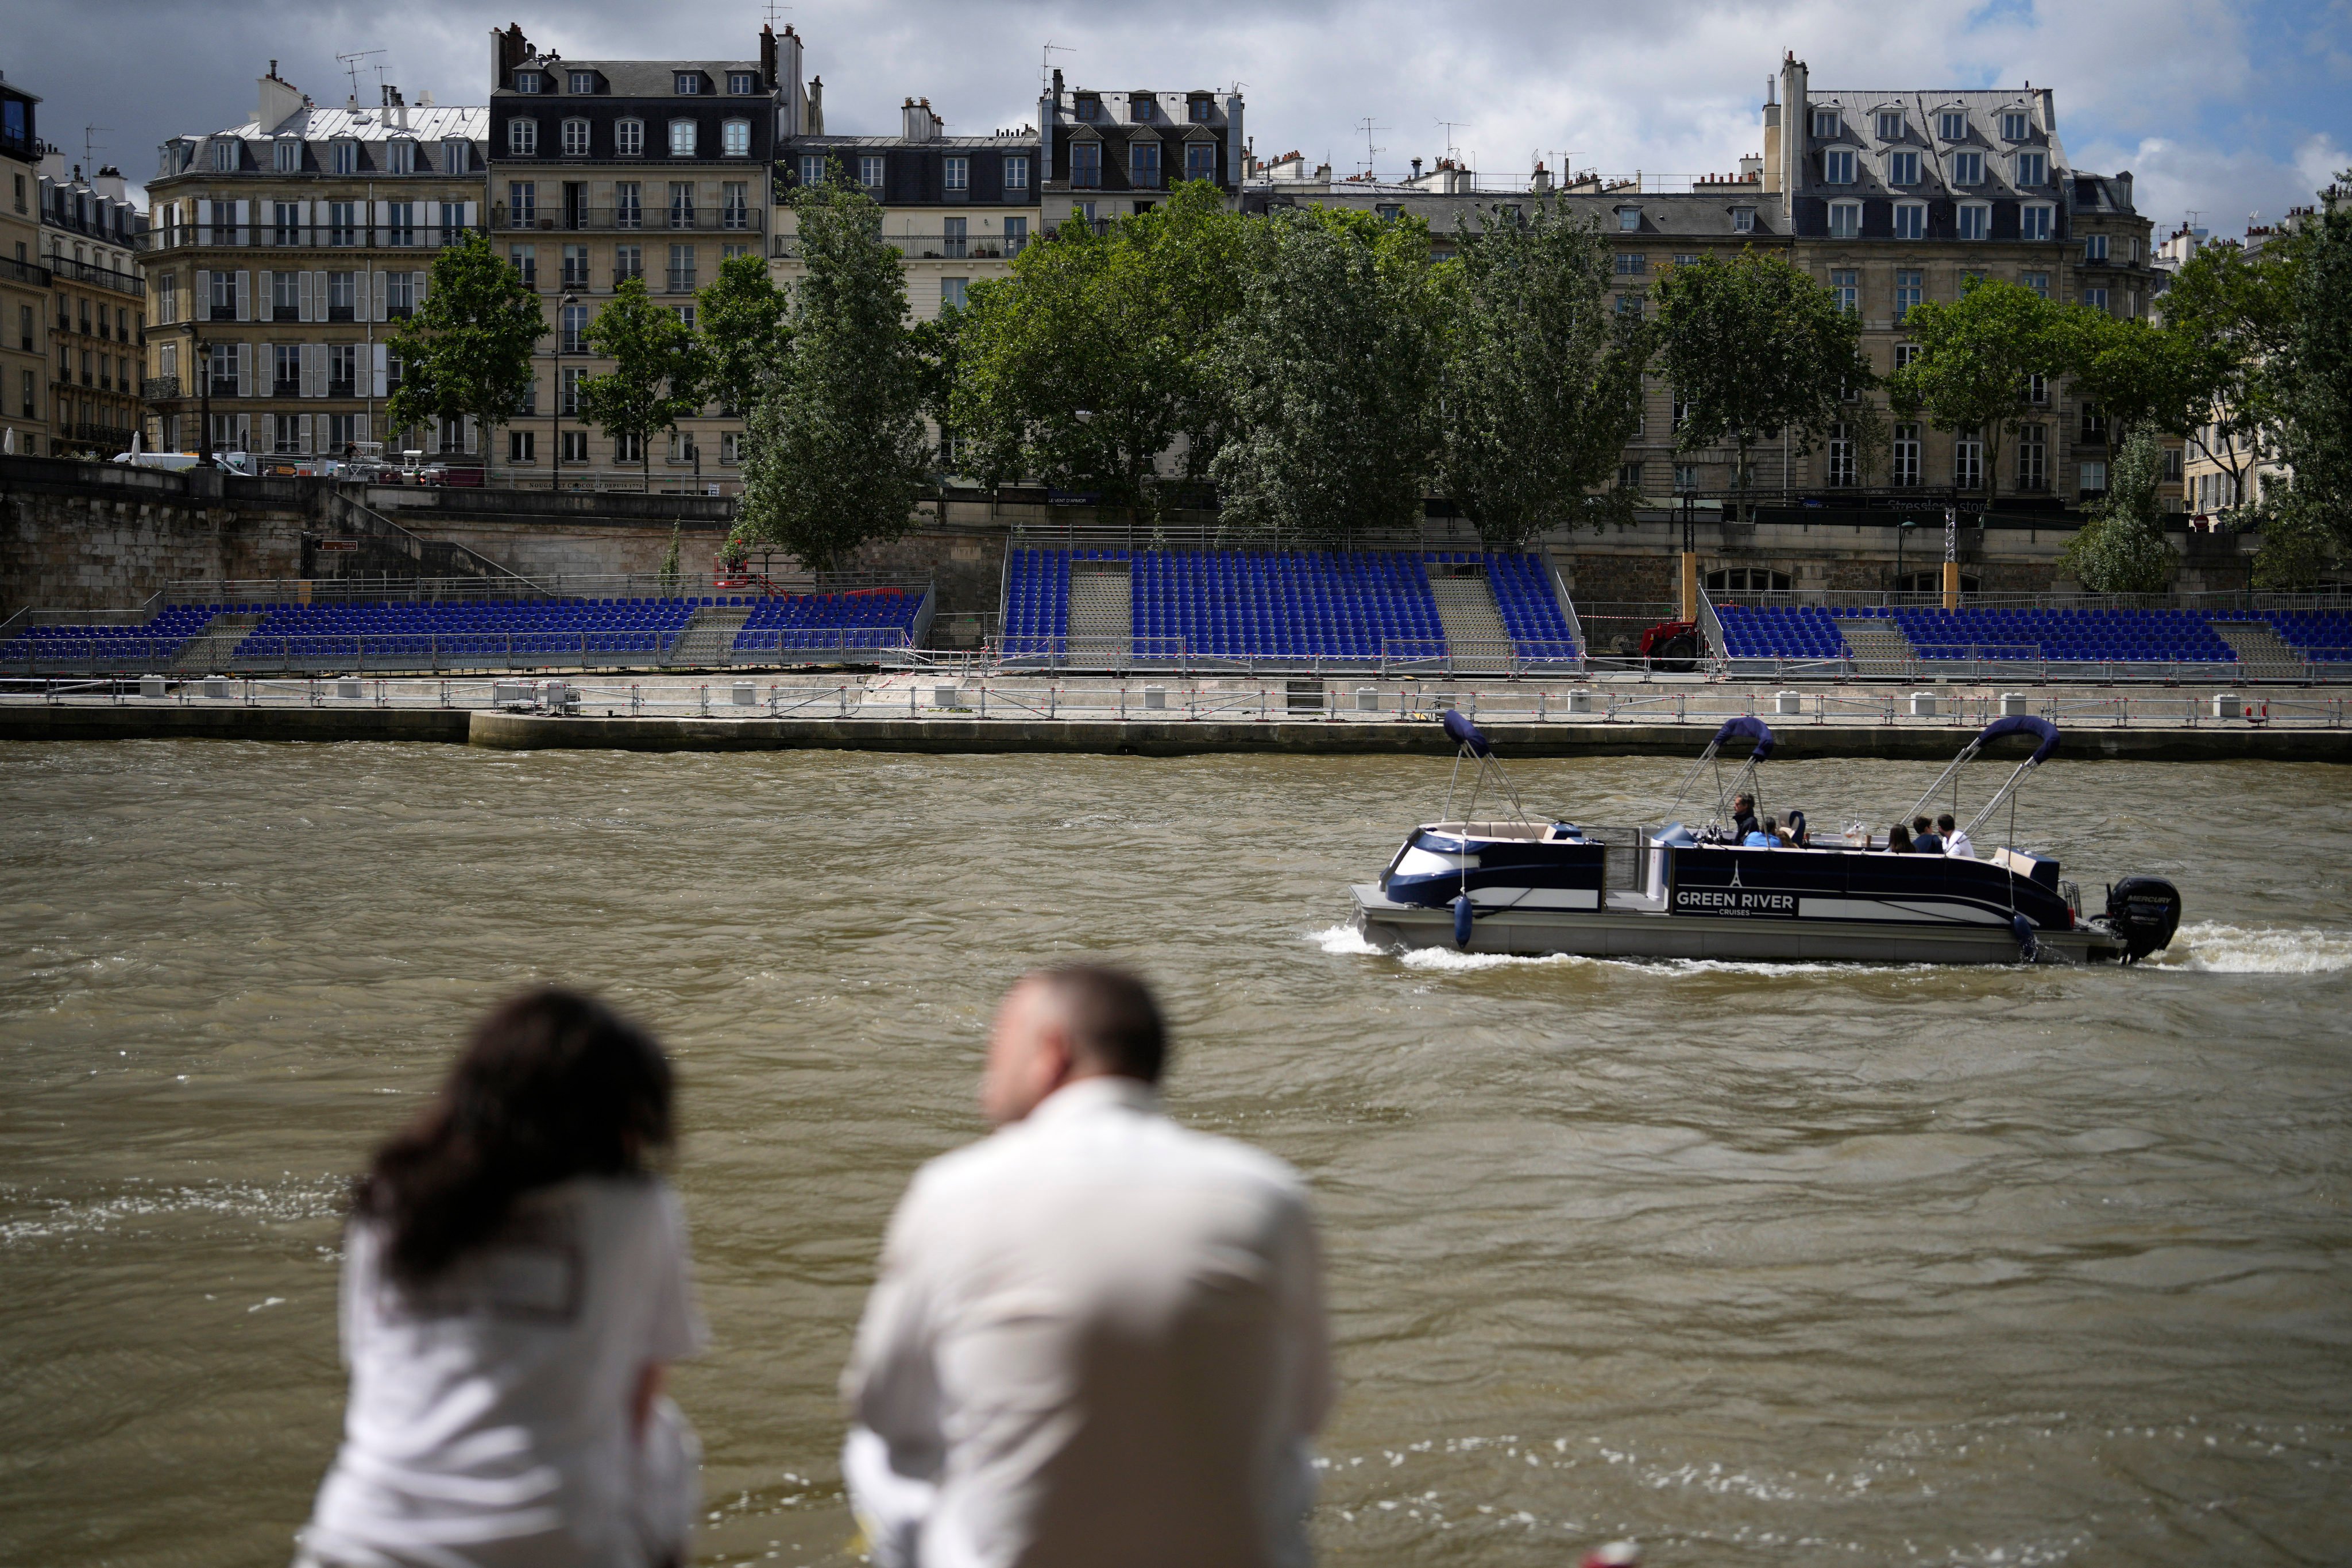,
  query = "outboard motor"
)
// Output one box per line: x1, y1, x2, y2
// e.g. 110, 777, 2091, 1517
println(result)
2104, 876, 2183, 963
